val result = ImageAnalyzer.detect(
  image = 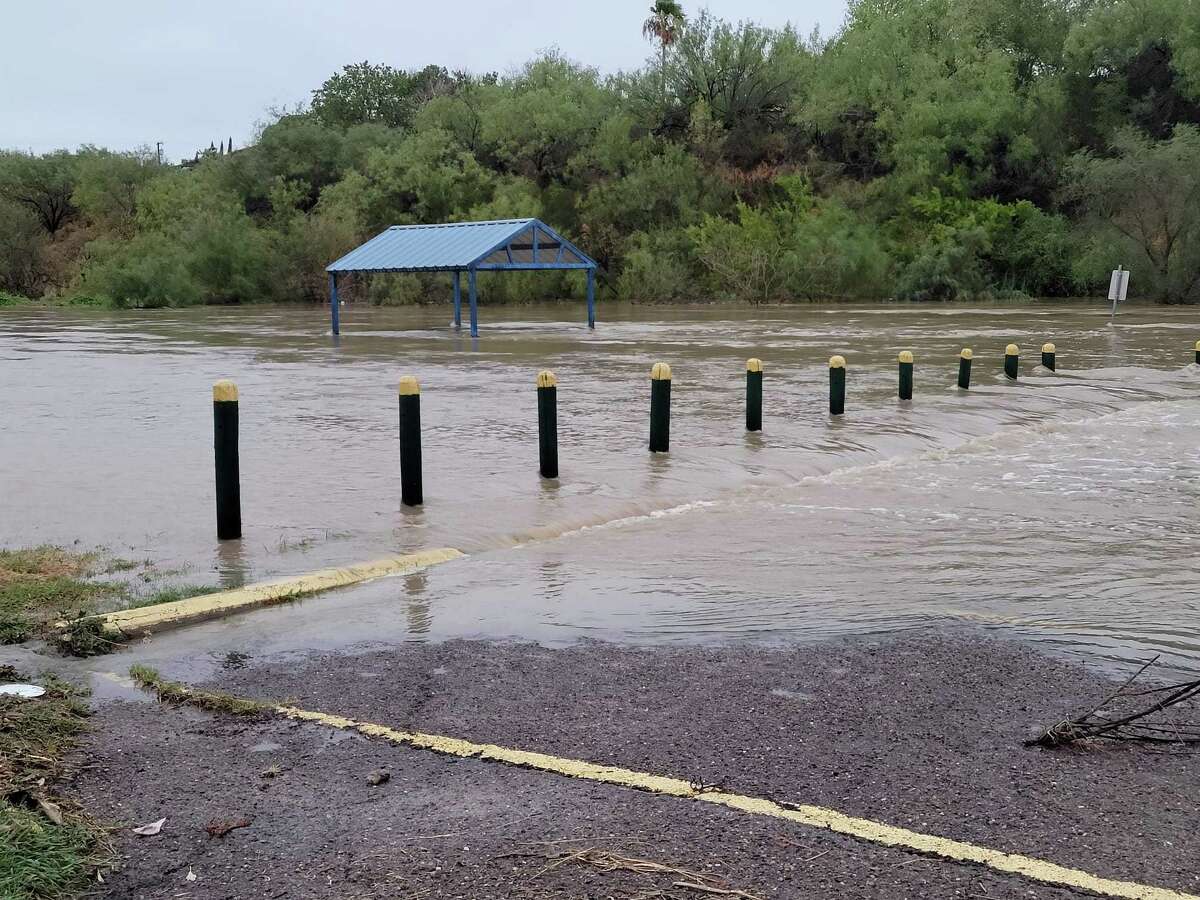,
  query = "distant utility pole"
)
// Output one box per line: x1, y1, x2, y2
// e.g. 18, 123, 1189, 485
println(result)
156, 142, 163, 166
